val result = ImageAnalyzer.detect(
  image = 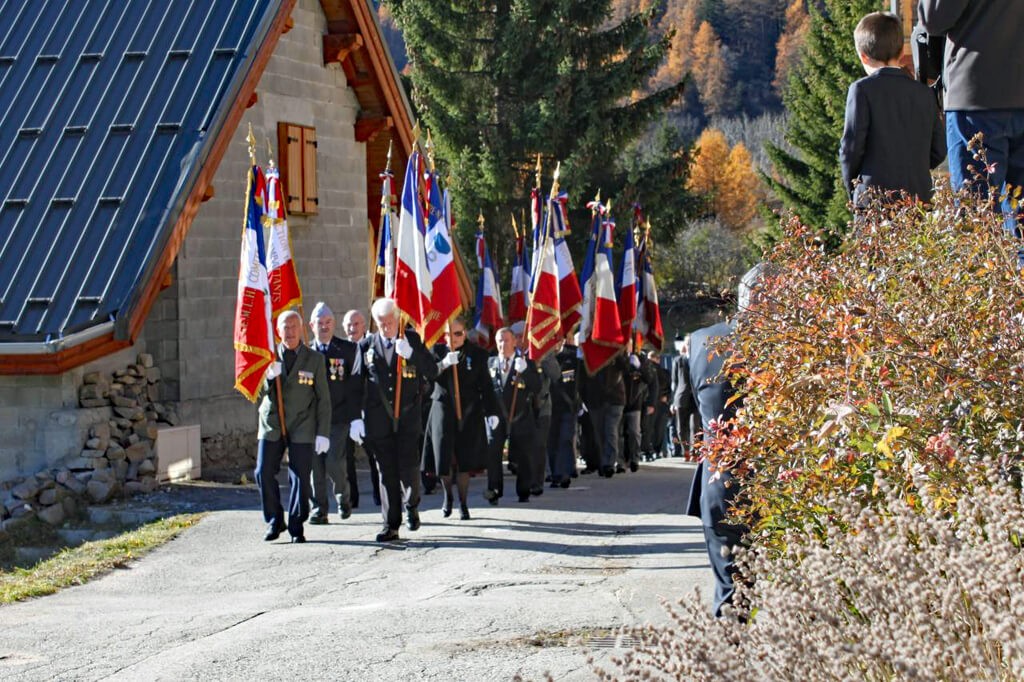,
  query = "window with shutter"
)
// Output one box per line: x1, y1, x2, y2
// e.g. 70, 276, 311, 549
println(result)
276, 122, 319, 216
